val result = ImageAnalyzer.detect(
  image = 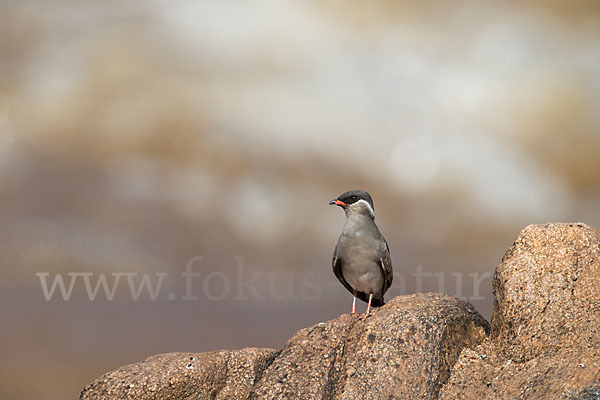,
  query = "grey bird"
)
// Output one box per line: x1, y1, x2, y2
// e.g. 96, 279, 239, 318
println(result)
329, 190, 393, 319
